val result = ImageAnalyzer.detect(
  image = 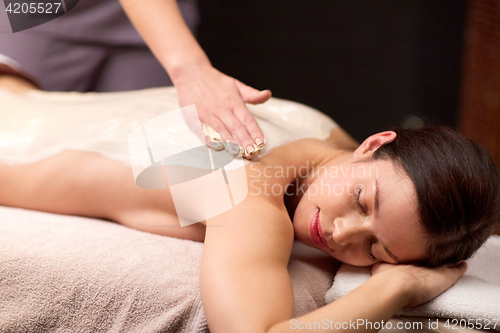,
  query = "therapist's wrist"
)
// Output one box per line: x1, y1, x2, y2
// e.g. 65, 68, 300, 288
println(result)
166, 51, 212, 85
